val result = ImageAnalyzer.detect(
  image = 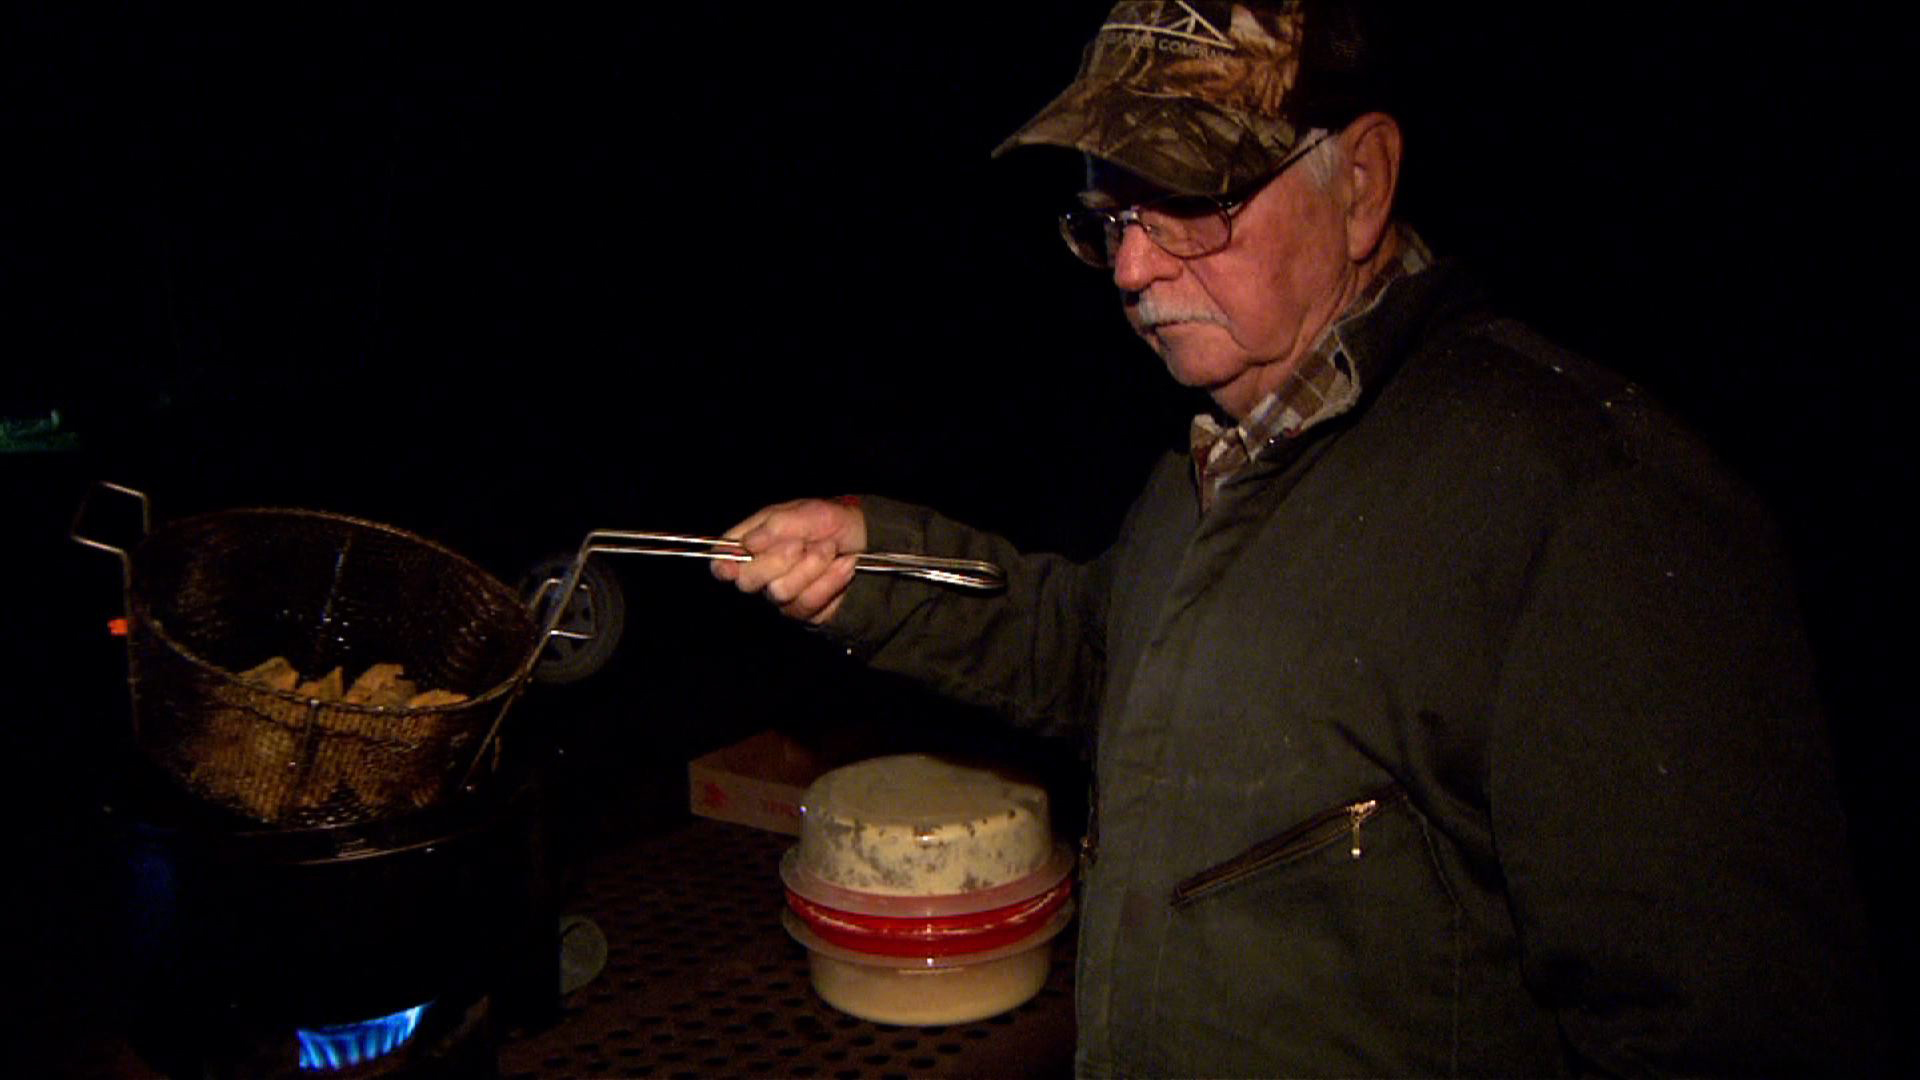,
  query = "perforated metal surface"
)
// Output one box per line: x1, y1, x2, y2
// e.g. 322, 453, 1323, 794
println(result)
499, 817, 1077, 1079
